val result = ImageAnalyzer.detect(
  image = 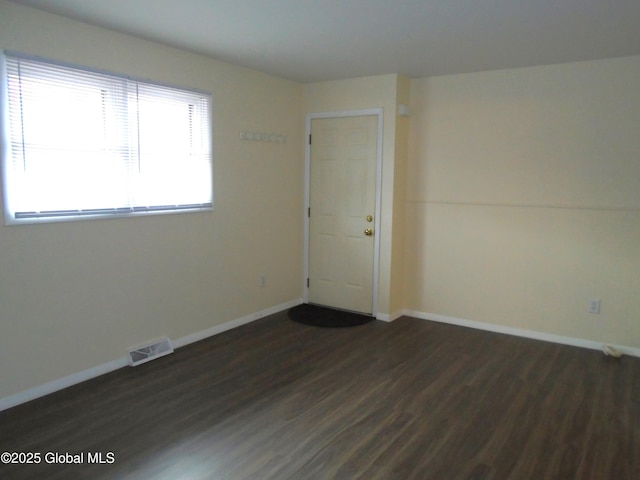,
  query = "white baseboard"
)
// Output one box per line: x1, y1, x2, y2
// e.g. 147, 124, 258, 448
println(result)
6, 301, 632, 412
376, 310, 404, 322
172, 298, 302, 348
0, 298, 303, 412
403, 309, 640, 358
0, 357, 129, 414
